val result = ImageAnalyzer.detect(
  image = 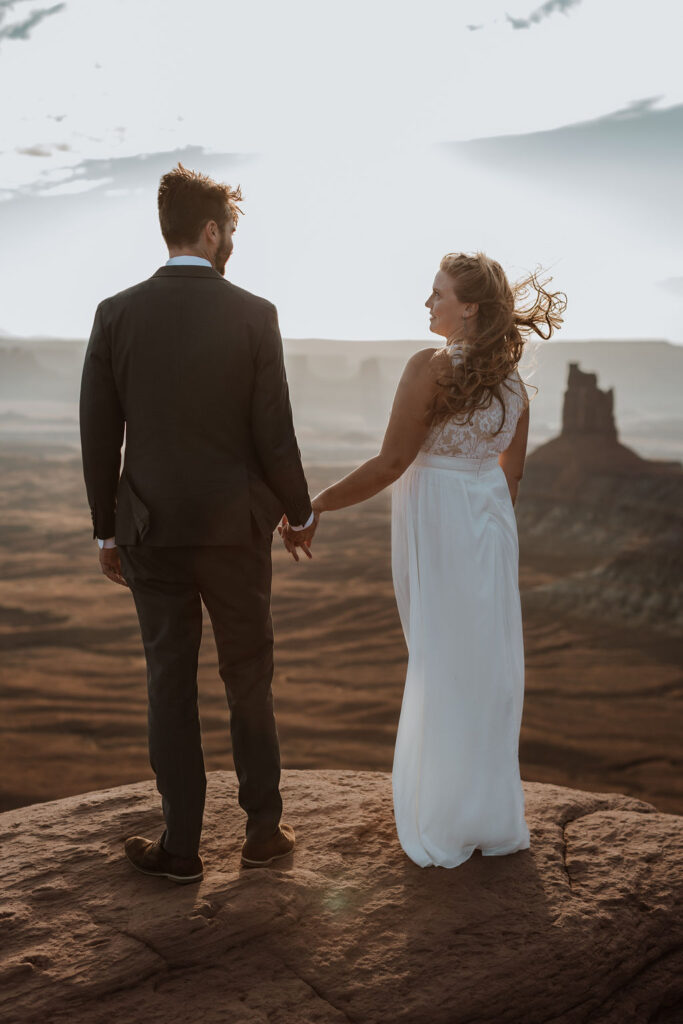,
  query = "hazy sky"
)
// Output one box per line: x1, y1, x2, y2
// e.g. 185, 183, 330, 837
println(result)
1, 0, 682, 342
